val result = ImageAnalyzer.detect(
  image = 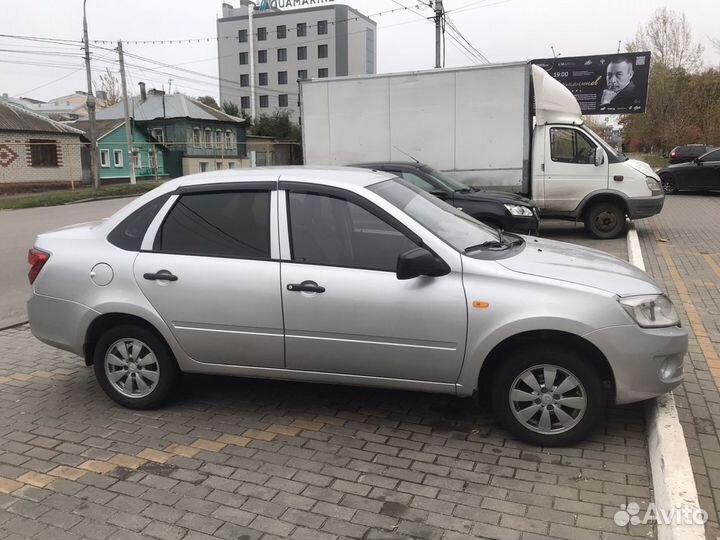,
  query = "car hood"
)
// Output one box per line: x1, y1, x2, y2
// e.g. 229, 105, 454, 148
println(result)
457, 189, 535, 207
497, 237, 660, 296
627, 159, 659, 177
661, 162, 691, 172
